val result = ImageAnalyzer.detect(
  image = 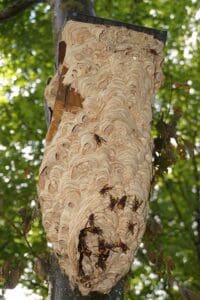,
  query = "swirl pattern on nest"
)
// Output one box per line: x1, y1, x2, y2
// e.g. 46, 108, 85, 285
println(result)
39, 20, 164, 295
